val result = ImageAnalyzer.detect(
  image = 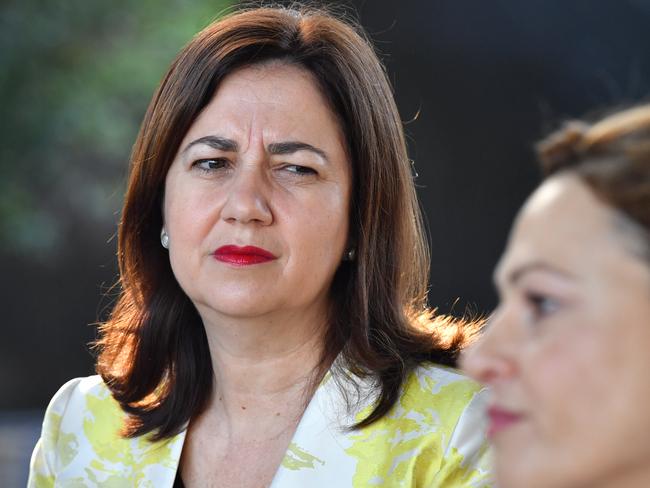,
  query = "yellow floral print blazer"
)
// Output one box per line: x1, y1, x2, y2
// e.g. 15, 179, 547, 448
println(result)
29, 363, 492, 487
